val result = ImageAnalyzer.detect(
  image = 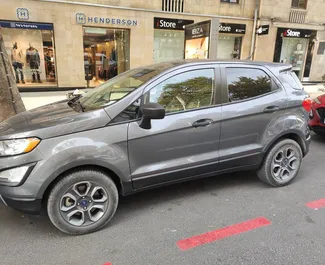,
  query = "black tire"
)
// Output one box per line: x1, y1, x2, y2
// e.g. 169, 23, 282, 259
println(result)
47, 169, 118, 235
257, 139, 303, 187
